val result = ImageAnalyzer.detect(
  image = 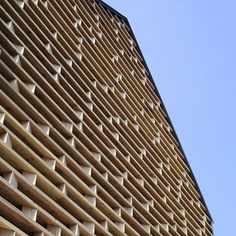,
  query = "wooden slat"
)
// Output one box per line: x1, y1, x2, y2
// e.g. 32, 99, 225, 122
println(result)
0, 0, 213, 235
